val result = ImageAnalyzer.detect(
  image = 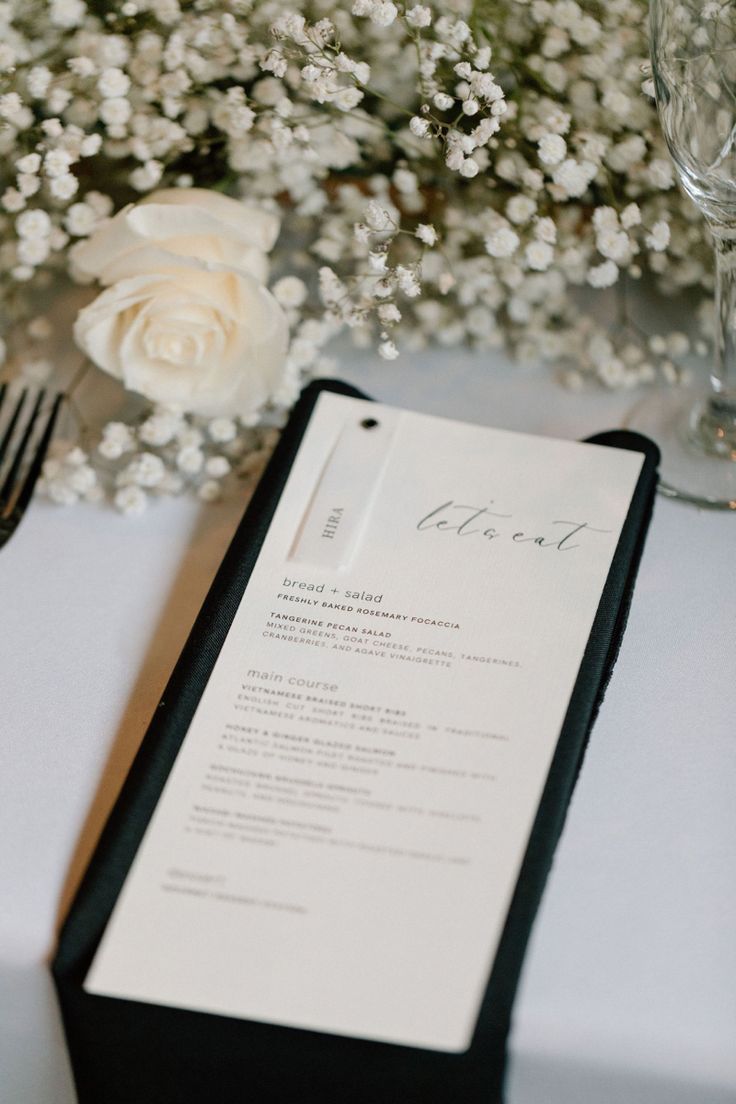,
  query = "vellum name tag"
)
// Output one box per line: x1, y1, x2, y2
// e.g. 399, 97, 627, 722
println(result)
289, 409, 400, 569
86, 393, 644, 1053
